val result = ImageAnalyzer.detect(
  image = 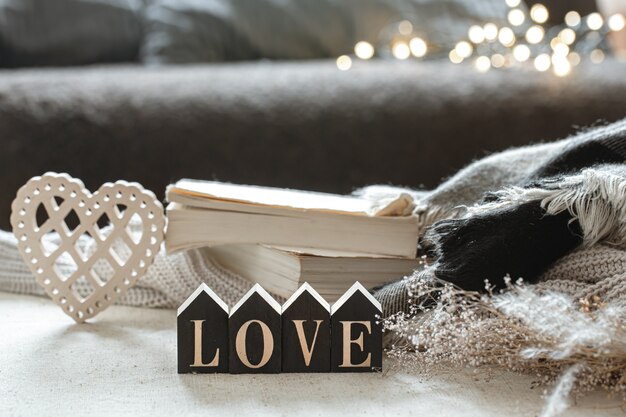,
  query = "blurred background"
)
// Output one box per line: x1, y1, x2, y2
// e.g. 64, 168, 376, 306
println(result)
0, 0, 625, 229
